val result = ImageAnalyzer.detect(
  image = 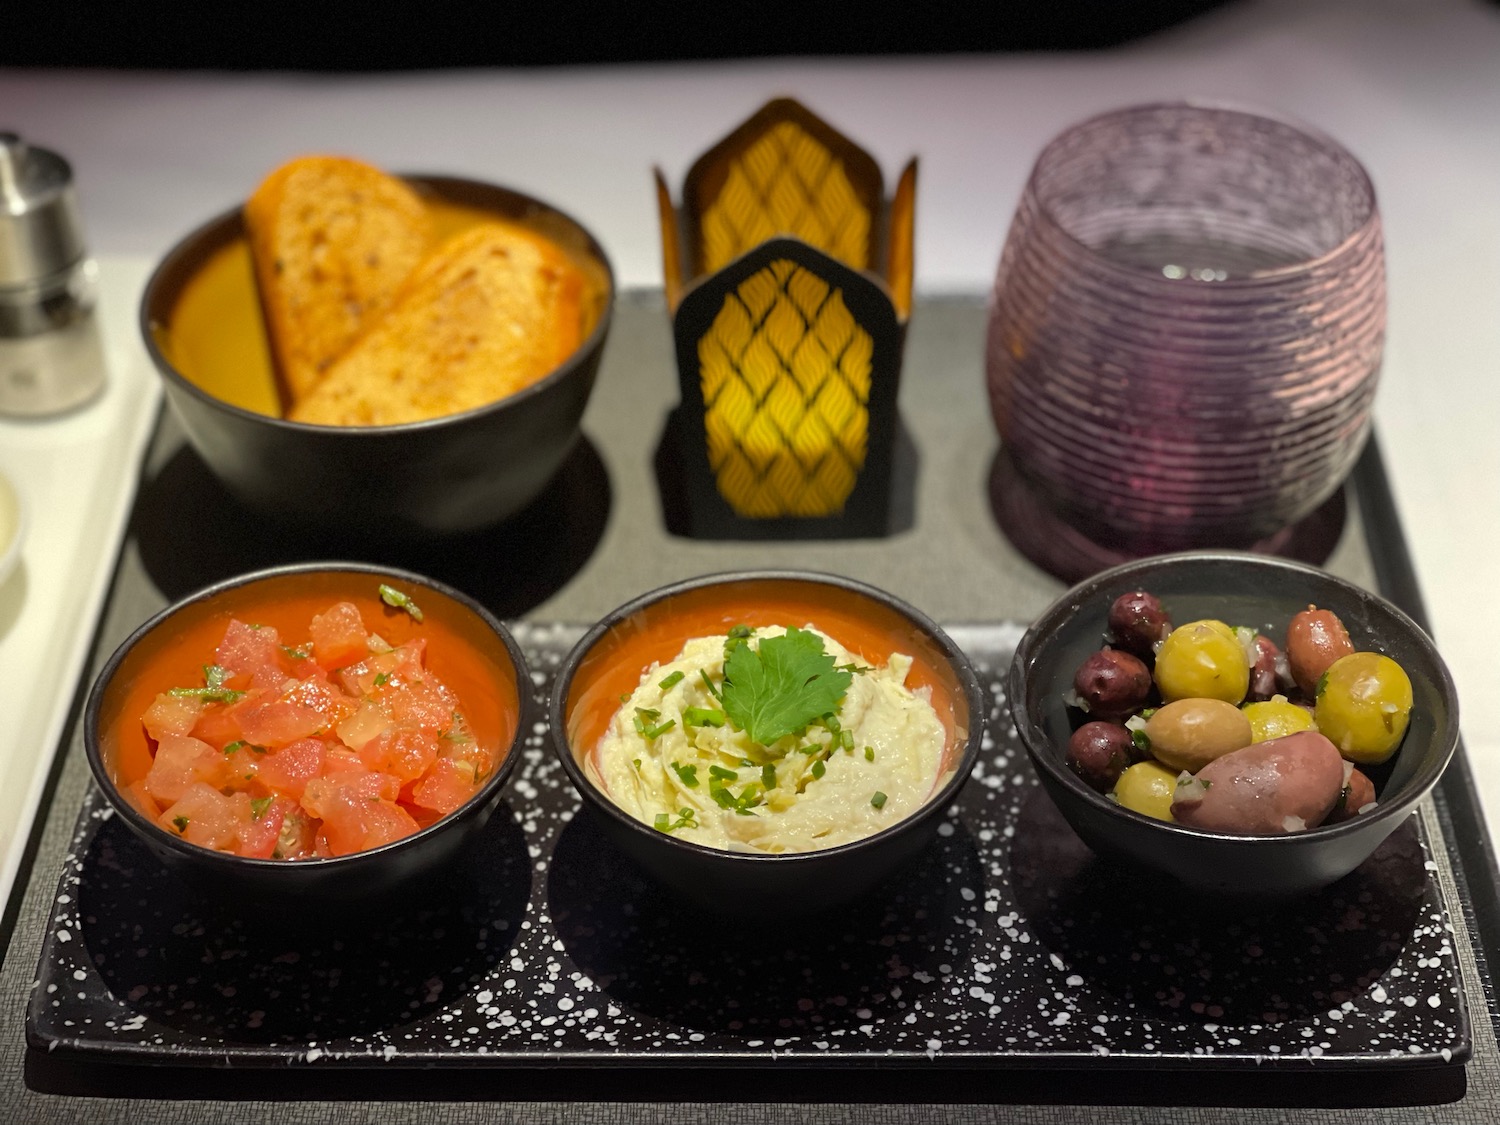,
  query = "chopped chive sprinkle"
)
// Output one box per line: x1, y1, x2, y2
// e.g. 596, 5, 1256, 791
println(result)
632, 758, 642, 771
658, 670, 685, 691
643, 719, 675, 740
250, 796, 273, 818
378, 583, 424, 622
699, 670, 723, 703
223, 741, 245, 756
839, 729, 854, 751
671, 762, 699, 788
708, 765, 738, 782
865, 746, 875, 761
172, 816, 190, 832
761, 763, 777, 790
871, 791, 888, 809
683, 706, 726, 727
810, 760, 826, 780
619, 693, 631, 704
374, 672, 390, 687
655, 809, 699, 833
